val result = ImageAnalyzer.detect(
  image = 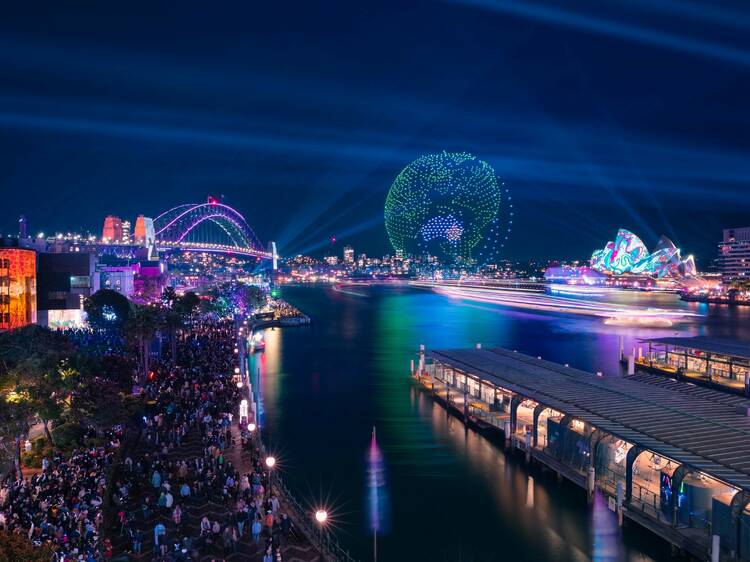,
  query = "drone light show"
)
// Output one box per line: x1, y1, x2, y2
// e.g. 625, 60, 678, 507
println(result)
384, 151, 504, 262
